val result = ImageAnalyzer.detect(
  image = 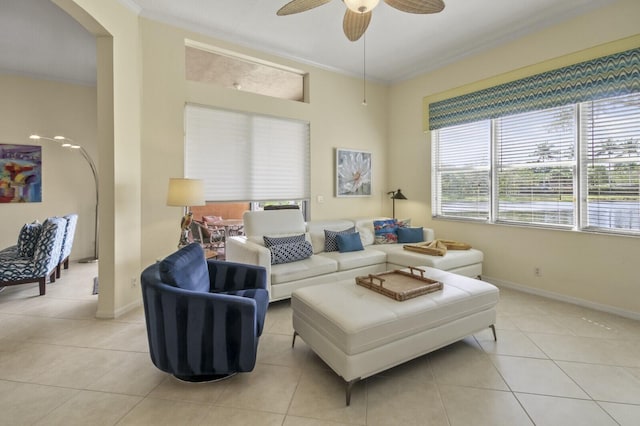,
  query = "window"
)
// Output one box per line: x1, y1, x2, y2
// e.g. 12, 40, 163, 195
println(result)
432, 120, 490, 220
581, 93, 640, 232
432, 92, 640, 235
185, 104, 310, 209
495, 105, 576, 227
